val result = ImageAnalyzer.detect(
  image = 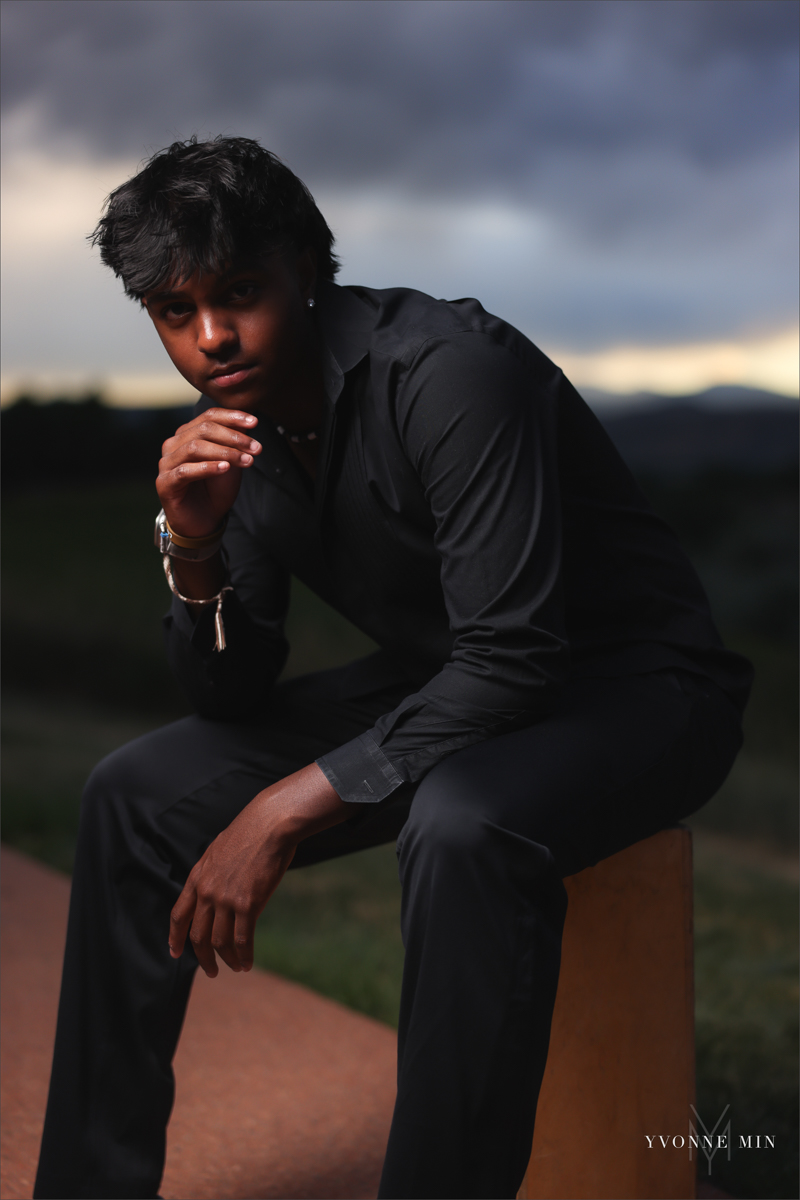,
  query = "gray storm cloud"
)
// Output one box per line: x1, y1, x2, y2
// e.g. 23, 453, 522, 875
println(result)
3, 1, 796, 189
3, 2, 796, 175
1, 0, 798, 363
